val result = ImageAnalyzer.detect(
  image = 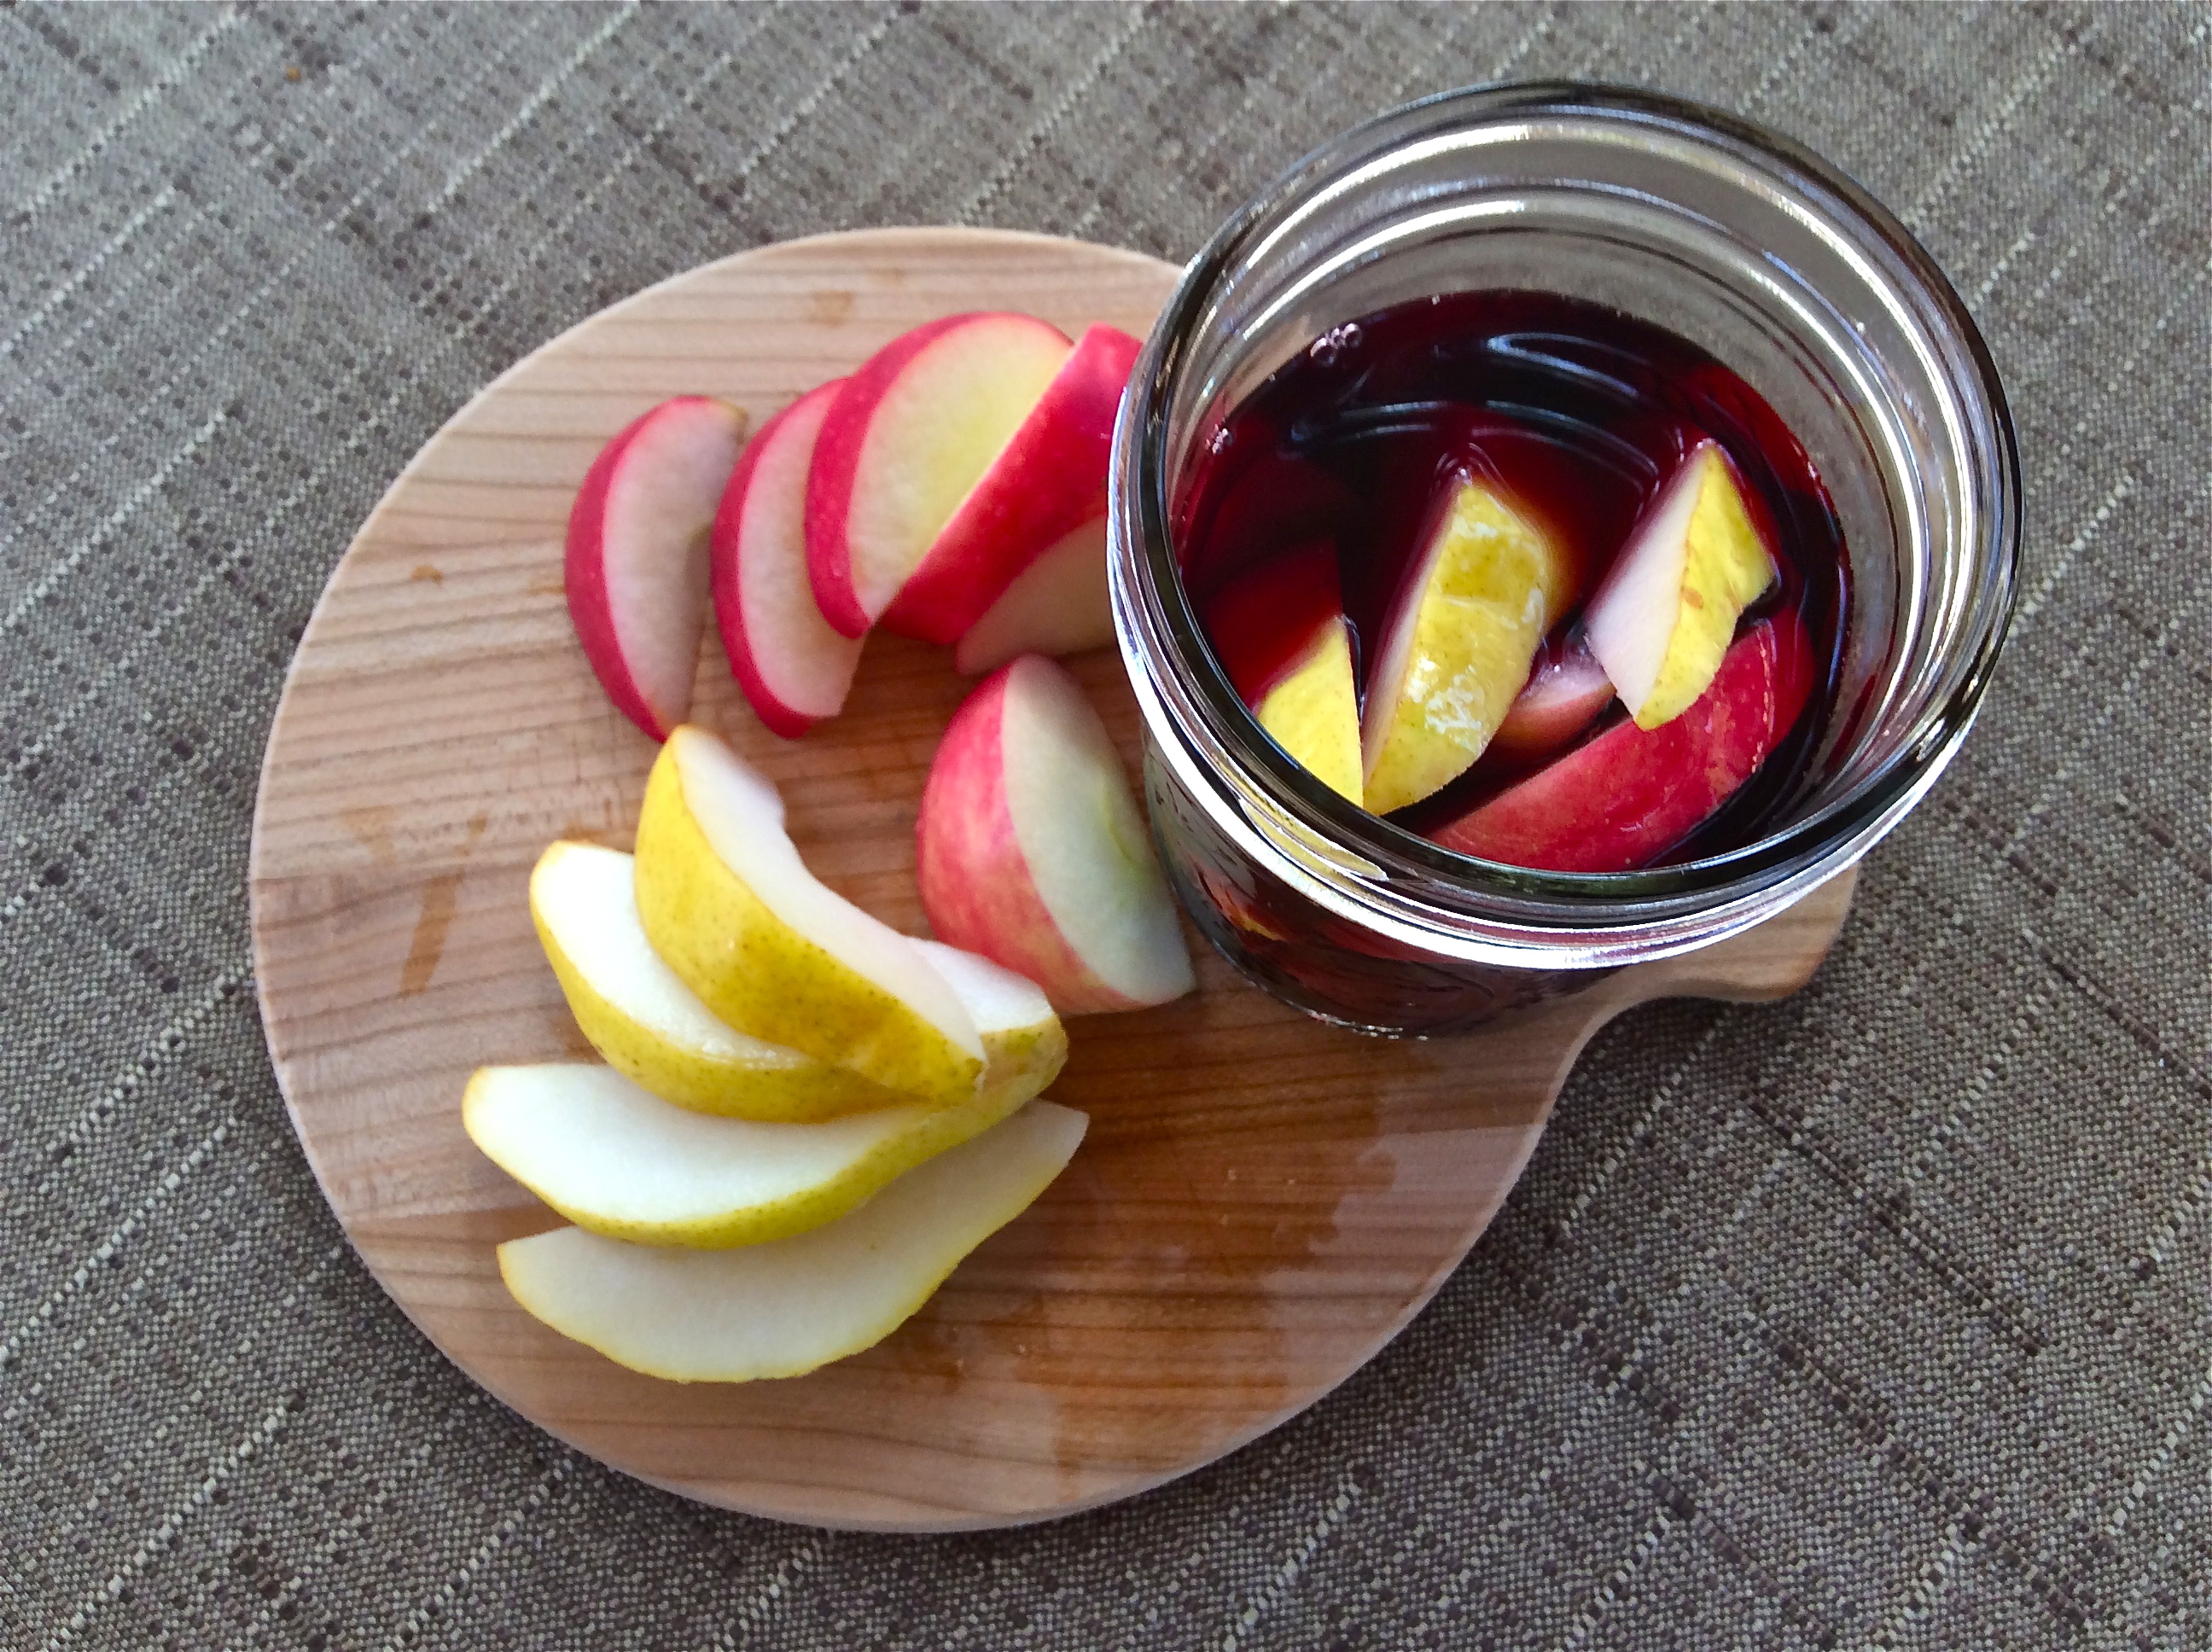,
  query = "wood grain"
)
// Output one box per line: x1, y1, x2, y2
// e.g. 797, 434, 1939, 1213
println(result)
248, 228, 1856, 1533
